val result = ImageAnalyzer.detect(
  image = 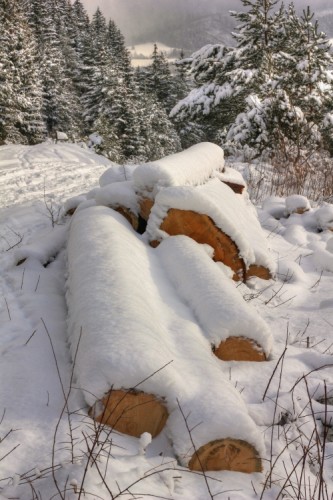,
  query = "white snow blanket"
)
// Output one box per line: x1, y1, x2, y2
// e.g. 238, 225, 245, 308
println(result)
146, 178, 276, 274
14, 225, 68, 266
66, 206, 263, 463
133, 142, 225, 197
285, 195, 311, 215
99, 163, 137, 186
213, 165, 246, 189
156, 236, 273, 356
93, 181, 139, 215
